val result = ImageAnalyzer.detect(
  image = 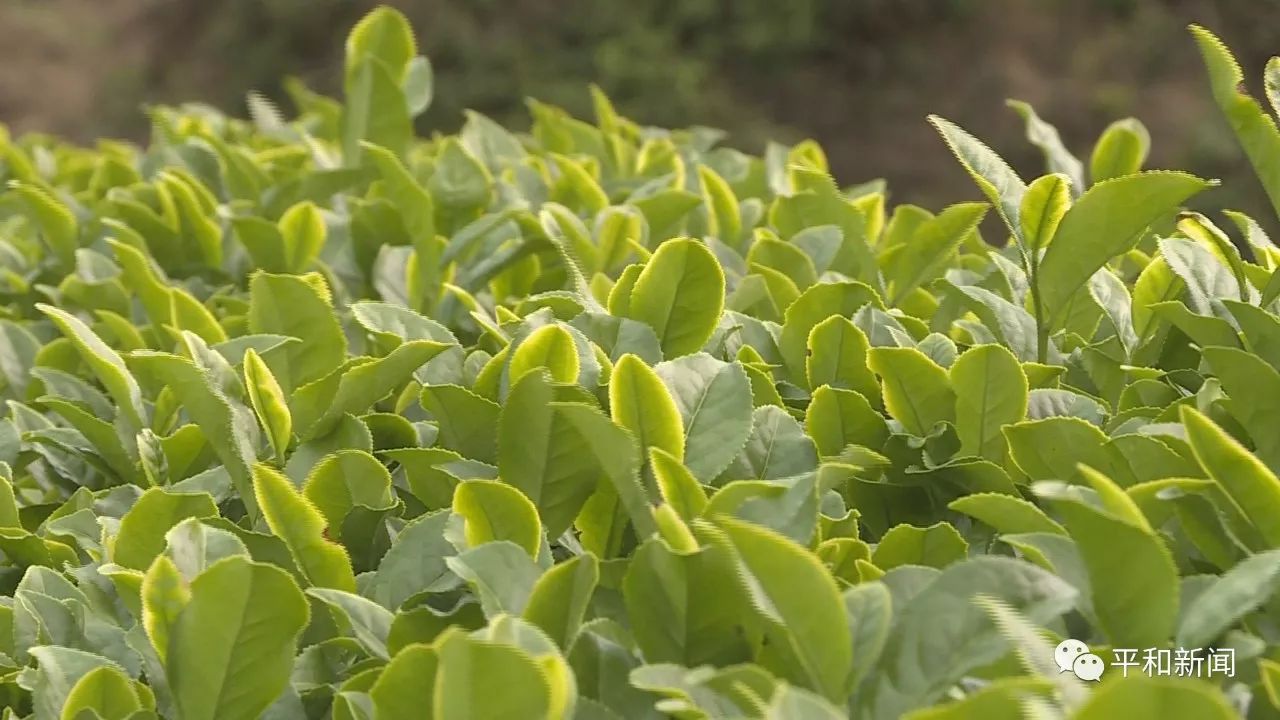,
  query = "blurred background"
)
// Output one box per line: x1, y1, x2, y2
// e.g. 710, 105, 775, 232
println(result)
2, 0, 1279, 218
